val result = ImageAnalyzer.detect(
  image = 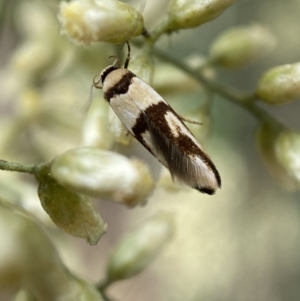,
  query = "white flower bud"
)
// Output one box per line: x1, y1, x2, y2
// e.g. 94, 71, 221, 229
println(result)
107, 213, 175, 282
50, 147, 155, 207
107, 107, 135, 145
257, 122, 300, 190
82, 96, 114, 149
153, 63, 198, 95
167, 0, 236, 31
275, 131, 300, 188
58, 0, 144, 45
209, 24, 276, 68
15, 1, 58, 39
38, 176, 106, 245
11, 40, 54, 77
256, 62, 300, 104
